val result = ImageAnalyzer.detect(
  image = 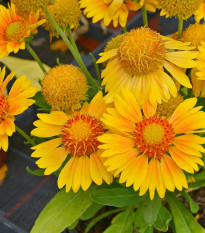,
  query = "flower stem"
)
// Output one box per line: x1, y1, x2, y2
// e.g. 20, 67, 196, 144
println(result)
42, 7, 100, 92
177, 17, 183, 39
123, 26, 127, 33
67, 27, 79, 52
142, 3, 148, 28
89, 52, 101, 82
15, 125, 36, 146
25, 43, 47, 74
